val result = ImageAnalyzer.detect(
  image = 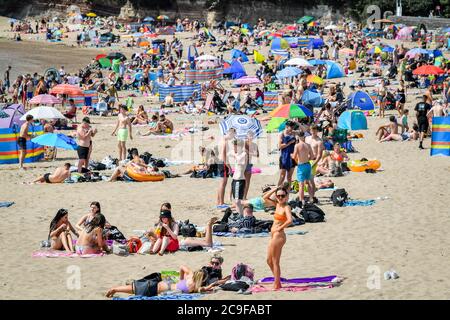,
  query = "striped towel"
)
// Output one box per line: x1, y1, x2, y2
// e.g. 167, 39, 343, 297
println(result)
113, 293, 204, 300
